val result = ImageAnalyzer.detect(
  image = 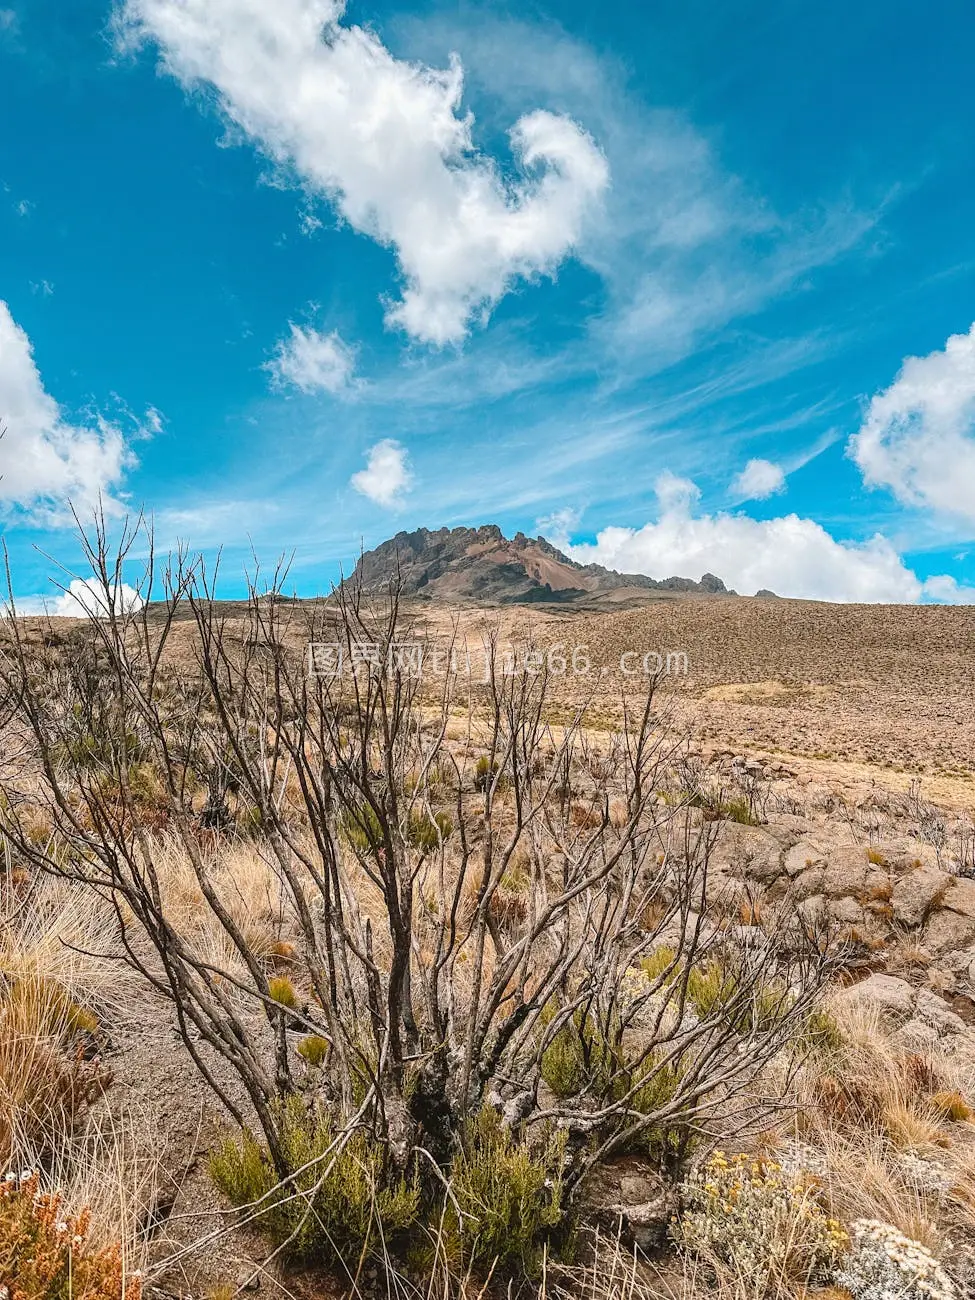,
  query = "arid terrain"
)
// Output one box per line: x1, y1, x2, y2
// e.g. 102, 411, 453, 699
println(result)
4, 560, 975, 1300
